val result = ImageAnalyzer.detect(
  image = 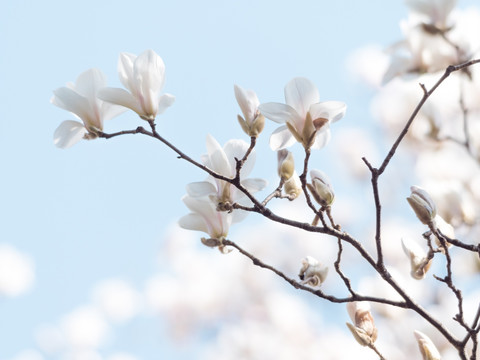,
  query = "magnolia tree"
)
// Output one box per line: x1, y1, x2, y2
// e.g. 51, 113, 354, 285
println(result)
51, 0, 480, 359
